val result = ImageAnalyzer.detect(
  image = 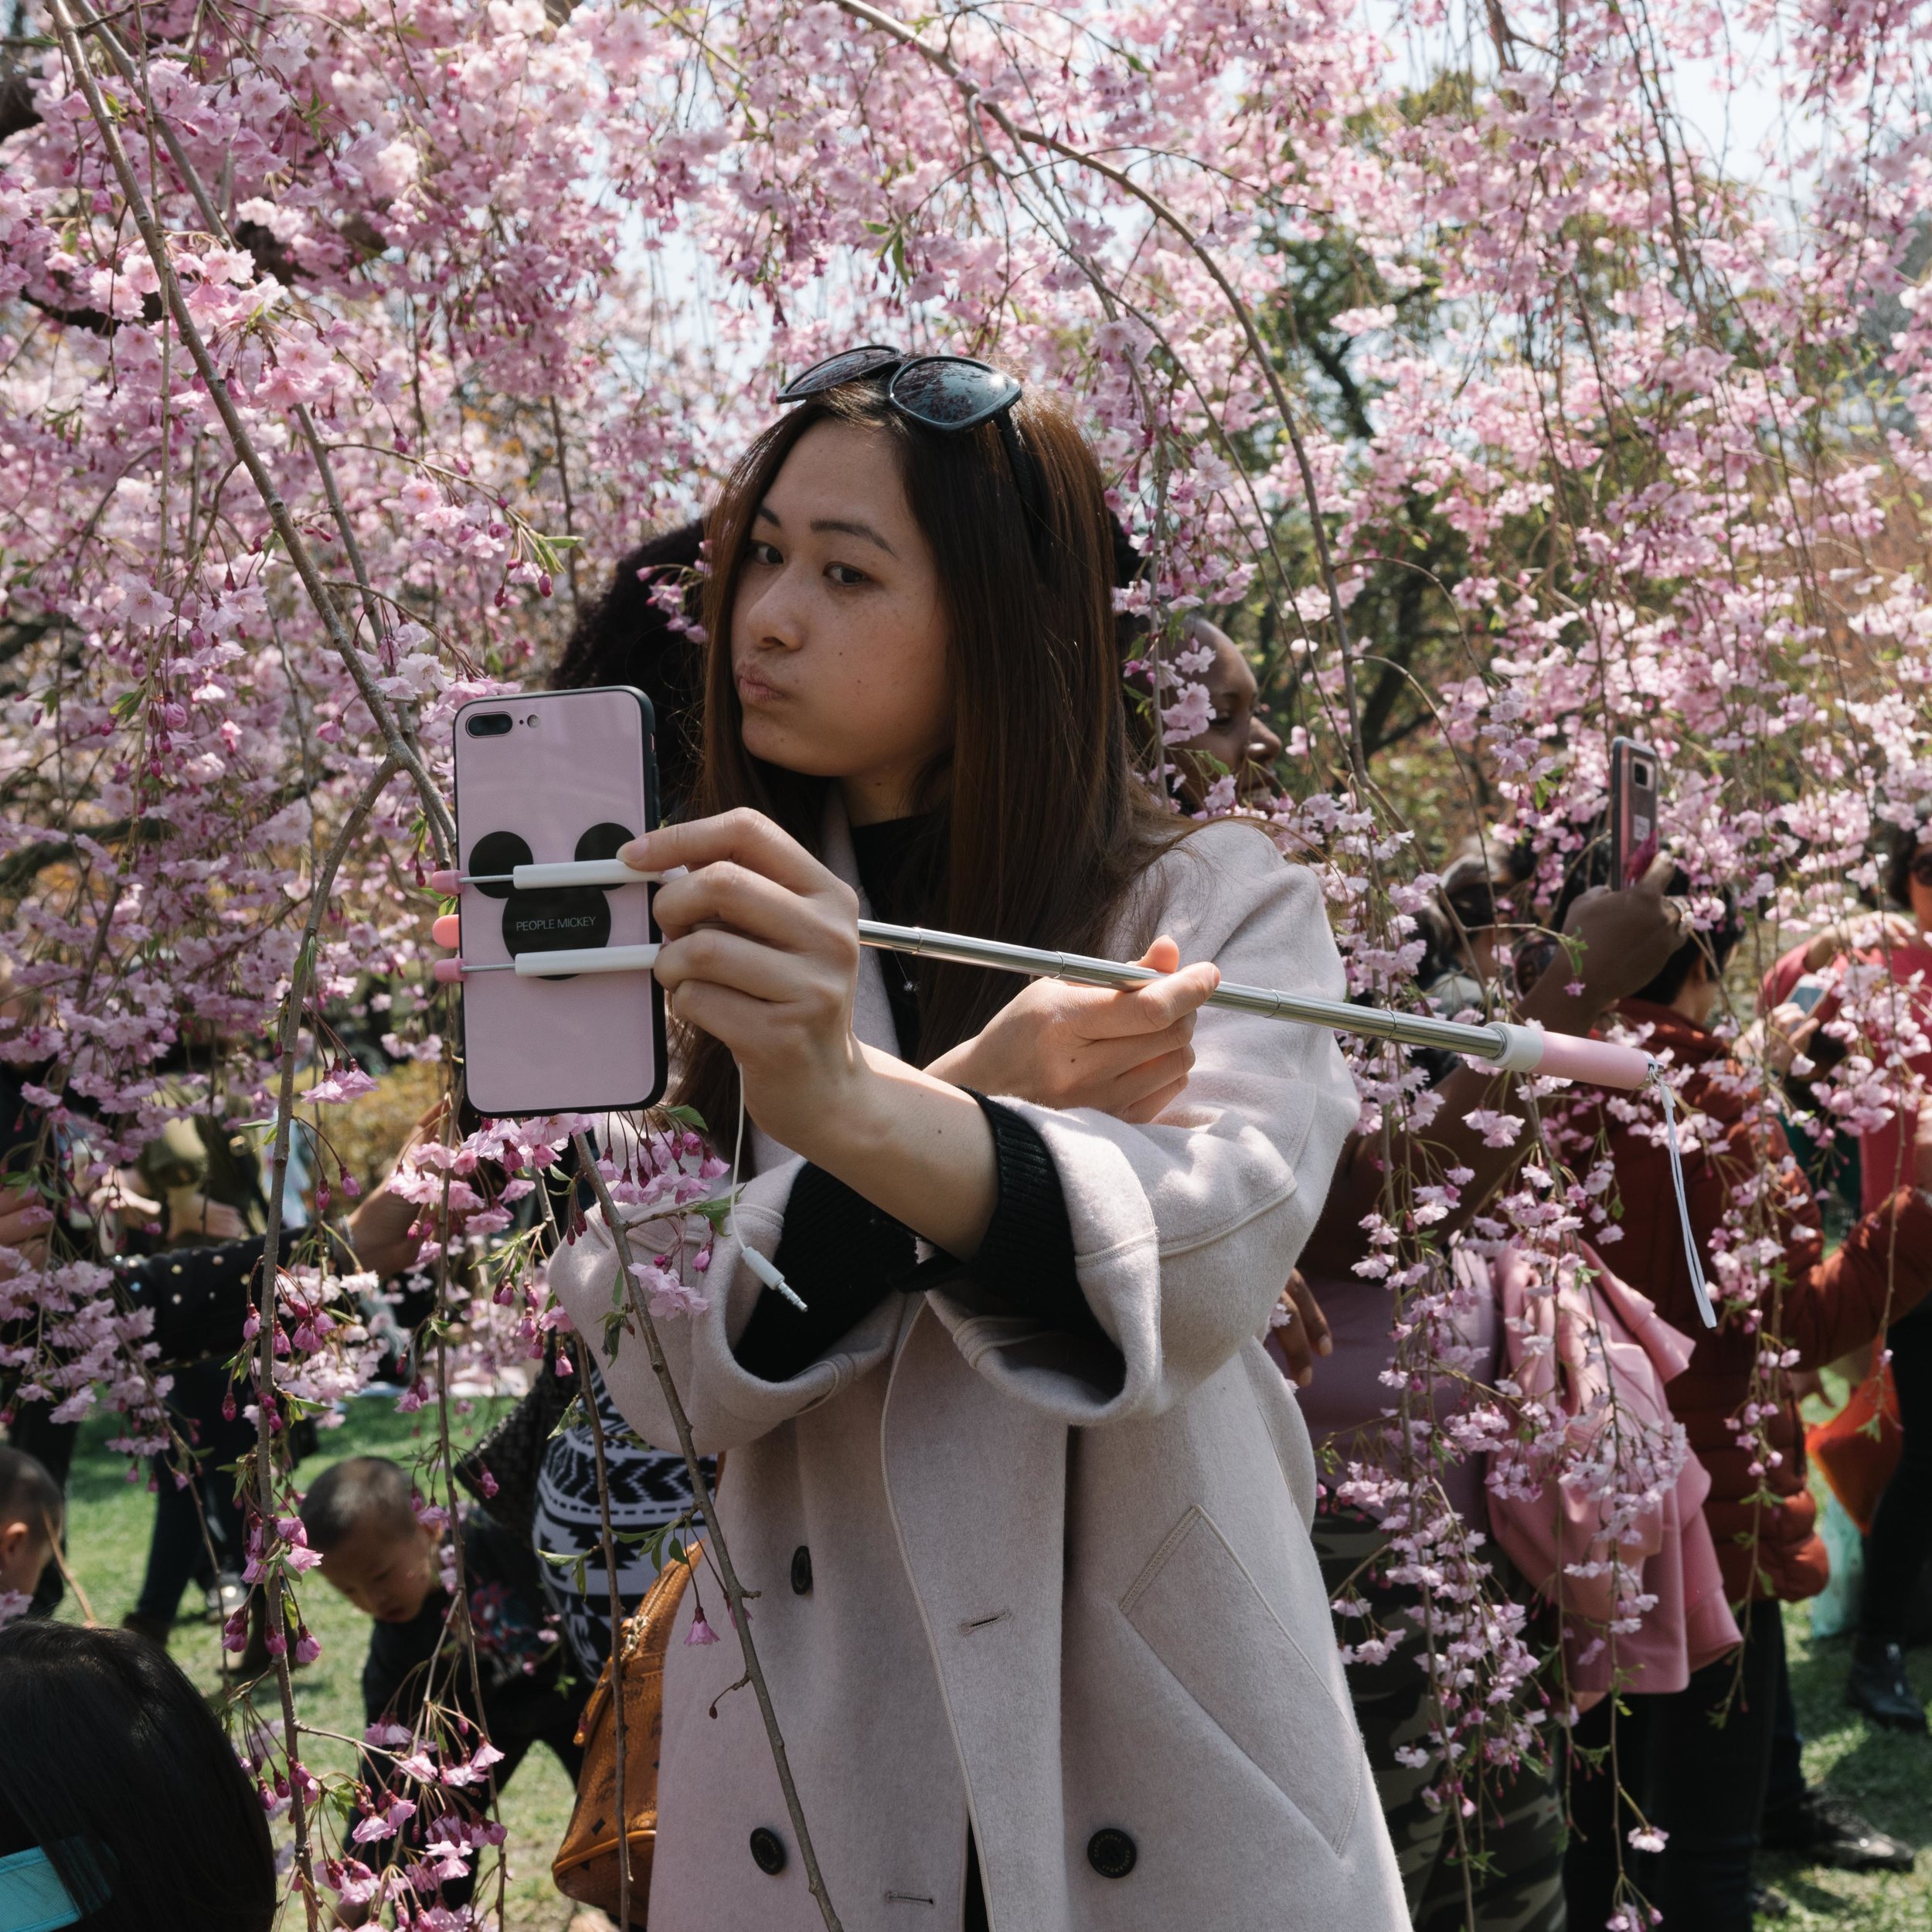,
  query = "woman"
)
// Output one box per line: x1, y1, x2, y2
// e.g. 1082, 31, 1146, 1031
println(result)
1762, 825, 1932, 1731
0, 1620, 276, 1932
546, 355, 1405, 1930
